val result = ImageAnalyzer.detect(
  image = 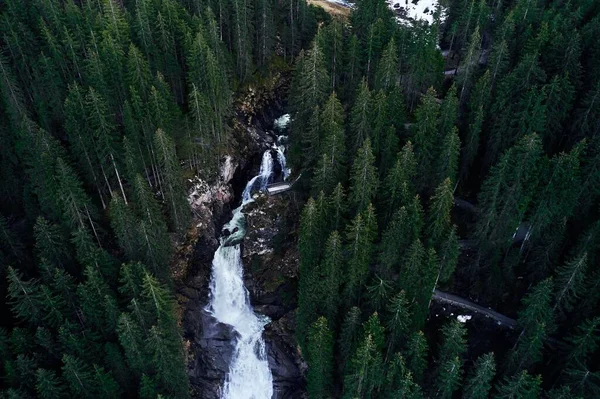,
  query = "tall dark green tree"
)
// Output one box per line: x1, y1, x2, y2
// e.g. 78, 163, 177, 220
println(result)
307, 317, 334, 399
